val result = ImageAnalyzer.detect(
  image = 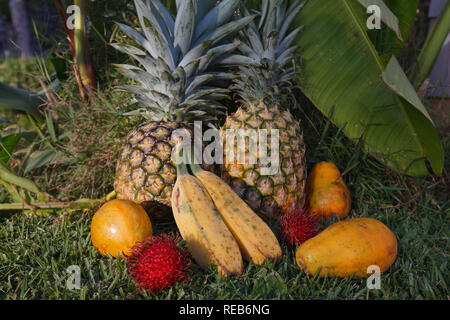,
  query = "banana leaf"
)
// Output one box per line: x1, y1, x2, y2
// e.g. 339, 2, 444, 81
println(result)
358, 0, 403, 41
294, 0, 444, 177
366, 0, 420, 60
